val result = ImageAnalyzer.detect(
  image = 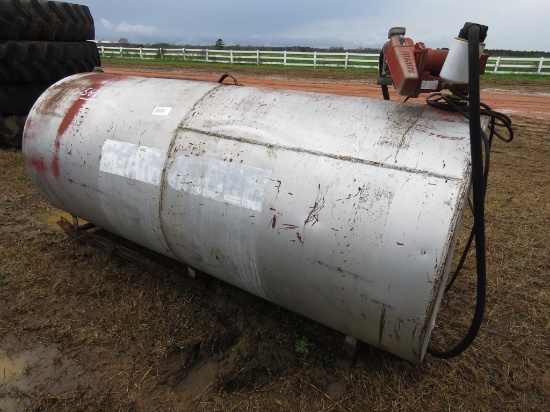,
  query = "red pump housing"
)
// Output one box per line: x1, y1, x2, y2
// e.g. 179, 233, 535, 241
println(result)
378, 27, 488, 98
